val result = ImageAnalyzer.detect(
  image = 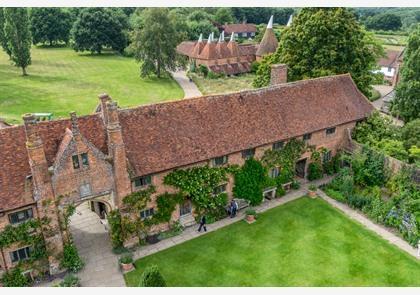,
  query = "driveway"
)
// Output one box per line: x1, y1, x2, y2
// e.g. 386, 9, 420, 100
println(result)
69, 202, 125, 287
171, 70, 202, 98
